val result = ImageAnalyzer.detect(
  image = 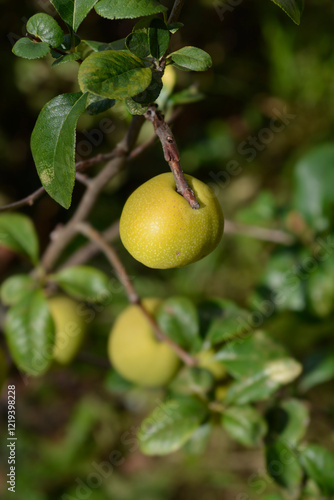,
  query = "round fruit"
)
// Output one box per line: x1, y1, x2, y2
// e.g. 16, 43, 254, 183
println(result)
108, 298, 180, 387
196, 349, 227, 380
120, 173, 224, 269
48, 295, 86, 365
